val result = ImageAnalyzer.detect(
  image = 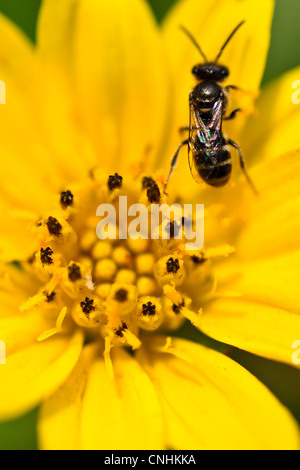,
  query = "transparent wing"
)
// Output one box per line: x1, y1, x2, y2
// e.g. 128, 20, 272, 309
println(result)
188, 100, 224, 183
